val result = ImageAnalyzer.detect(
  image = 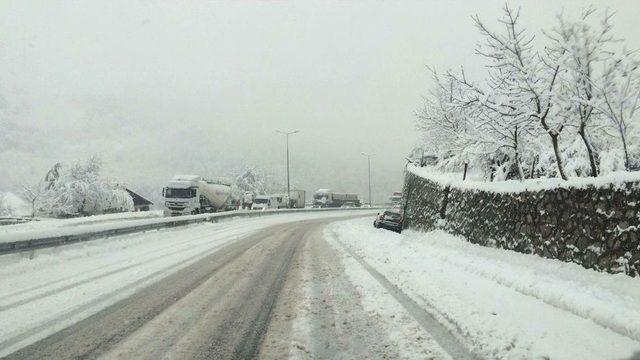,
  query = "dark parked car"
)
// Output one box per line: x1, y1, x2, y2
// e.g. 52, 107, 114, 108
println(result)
373, 209, 404, 233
